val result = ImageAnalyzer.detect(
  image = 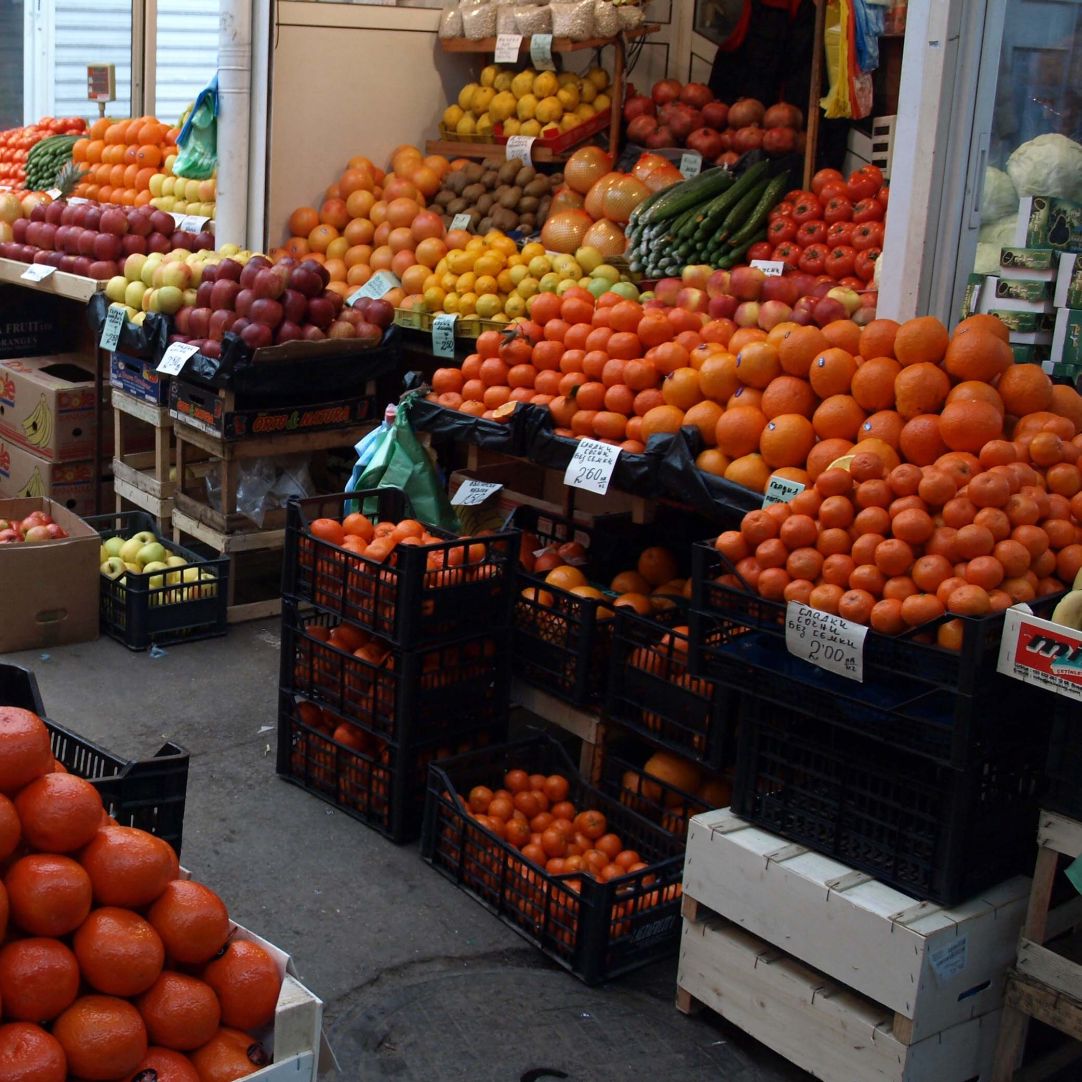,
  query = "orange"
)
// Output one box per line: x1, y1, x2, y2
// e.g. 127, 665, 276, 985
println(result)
997, 364, 1053, 417
725, 453, 771, 492
0, 1023, 66, 1082
0, 793, 21, 861
893, 362, 950, 419
760, 415, 815, 468
201, 939, 282, 1030
138, 972, 221, 1051
125, 1048, 200, 1082
858, 319, 900, 360
79, 826, 178, 908
778, 326, 828, 376
955, 313, 1010, 342
852, 436, 901, 472
5, 854, 92, 936
813, 395, 866, 440
74, 907, 165, 997
662, 368, 703, 410
1049, 385, 1082, 432
809, 347, 857, 398
734, 342, 781, 388
0, 938, 79, 1022
760, 375, 816, 419
938, 400, 1003, 453
946, 380, 1005, 414
52, 996, 148, 1081
683, 400, 724, 445
806, 438, 854, 480
0, 707, 52, 793
14, 773, 103, 853
715, 406, 768, 457
898, 415, 948, 466
894, 316, 948, 366
943, 330, 1013, 383
947, 584, 991, 616
188, 1028, 269, 1082
641, 404, 685, 440
821, 319, 862, 355
638, 547, 679, 587
851, 356, 901, 411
